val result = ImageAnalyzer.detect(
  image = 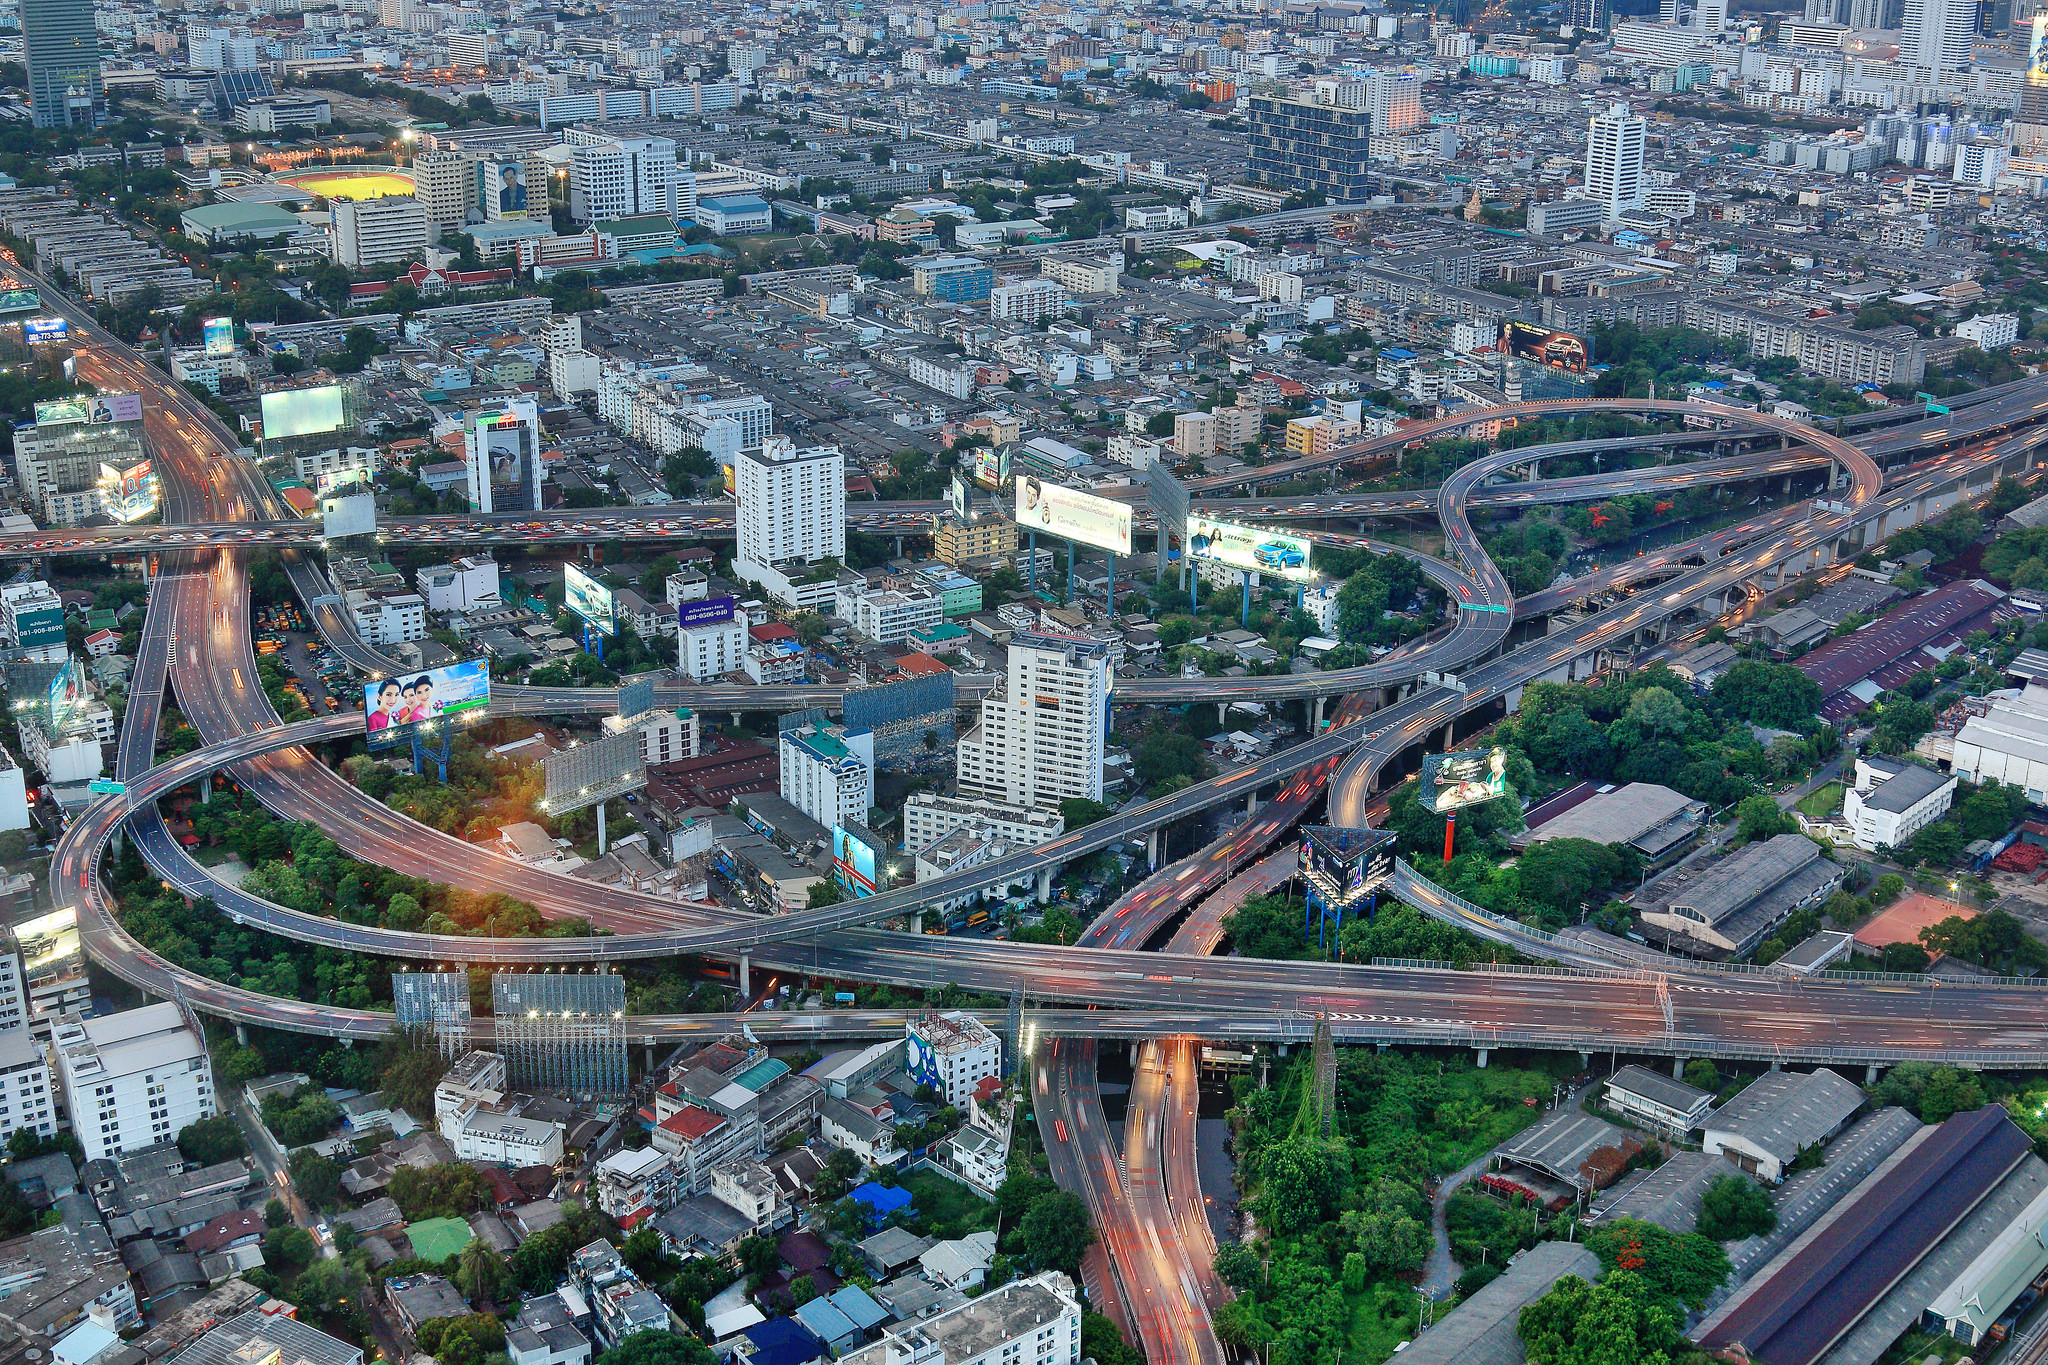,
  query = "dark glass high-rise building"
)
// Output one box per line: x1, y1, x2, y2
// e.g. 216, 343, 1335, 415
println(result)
22, 0, 101, 129
1247, 95, 1373, 201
